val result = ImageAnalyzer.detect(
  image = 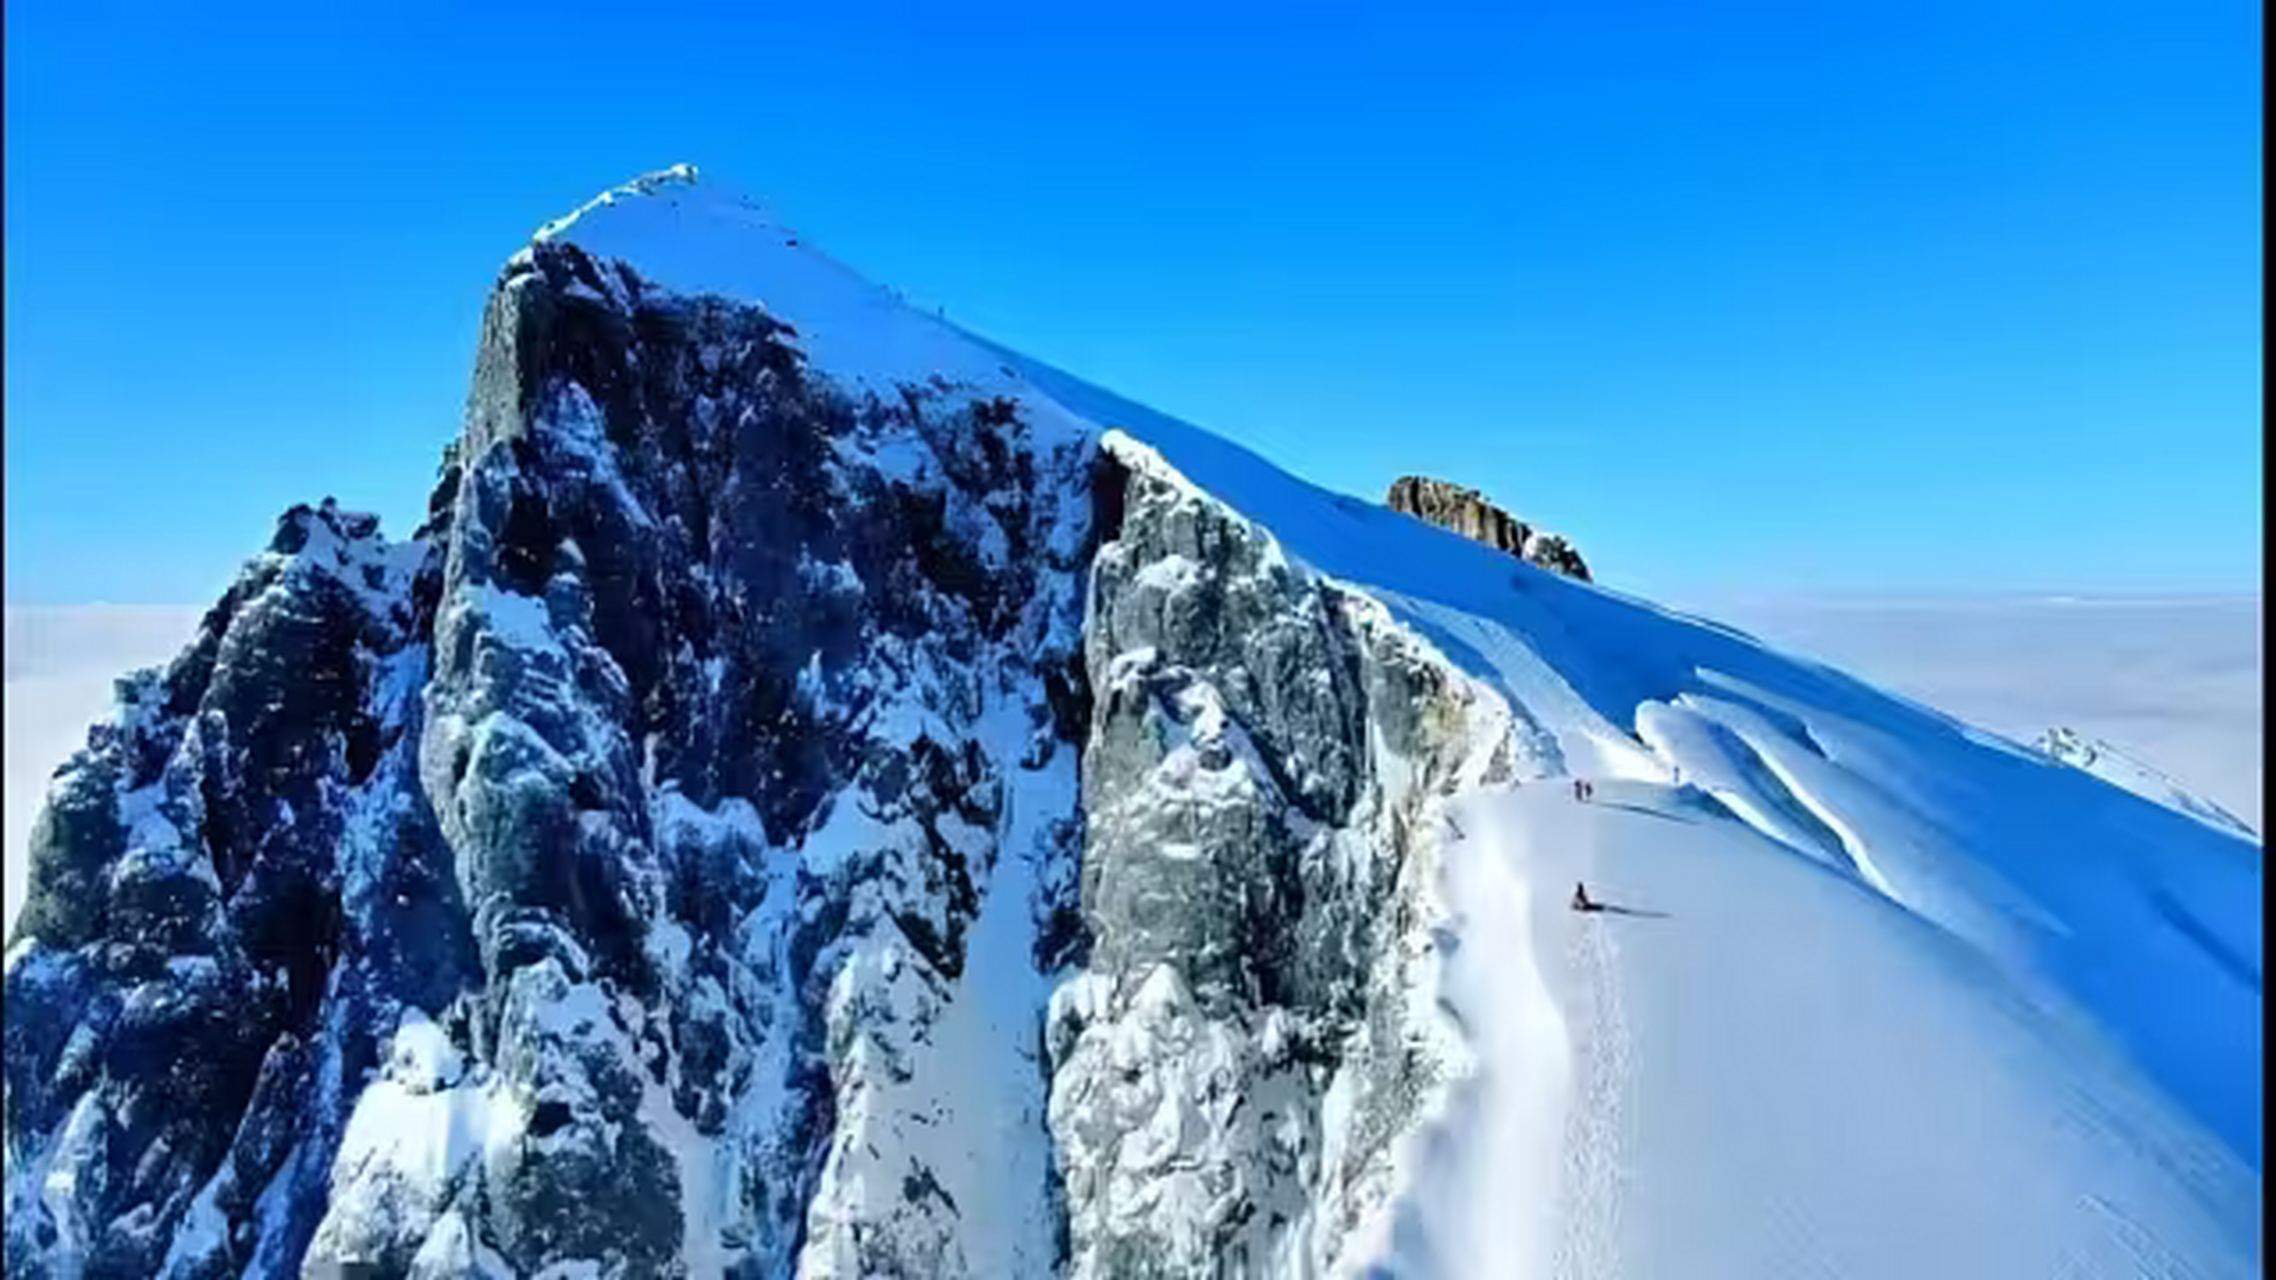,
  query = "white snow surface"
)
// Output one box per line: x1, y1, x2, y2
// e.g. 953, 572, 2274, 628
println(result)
1400, 782, 2256, 1278
537, 165, 1032, 405
1069, 412, 2267, 1276
375, 171, 2276, 1272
